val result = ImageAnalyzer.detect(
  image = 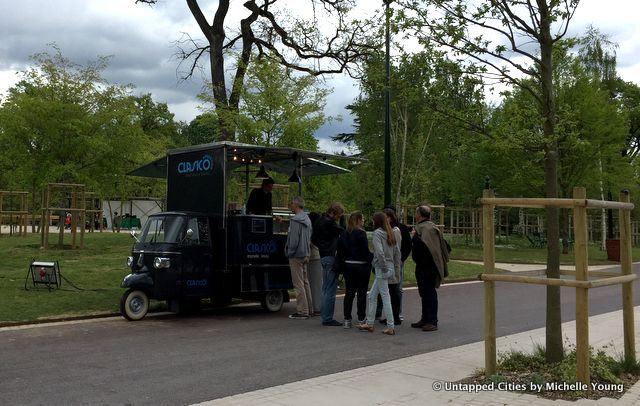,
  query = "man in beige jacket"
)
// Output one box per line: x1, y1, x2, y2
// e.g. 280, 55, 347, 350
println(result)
410, 205, 449, 332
